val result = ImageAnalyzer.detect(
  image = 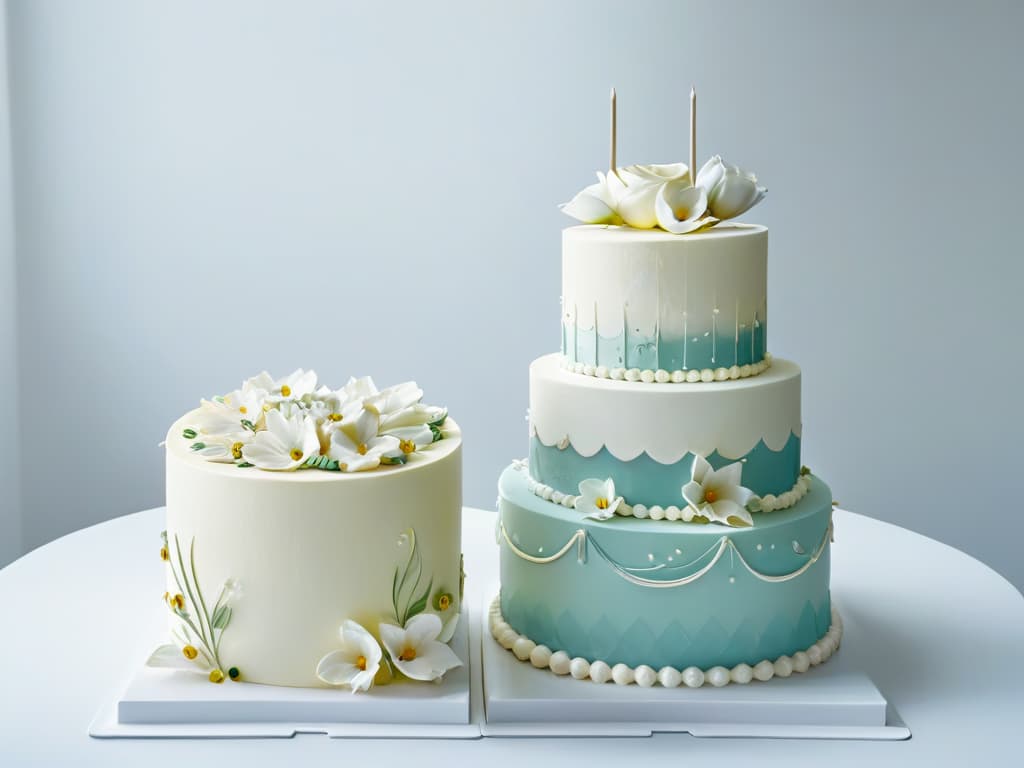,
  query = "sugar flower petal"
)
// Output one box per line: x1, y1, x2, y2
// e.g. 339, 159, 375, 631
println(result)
655, 181, 709, 234
617, 181, 662, 229
379, 613, 462, 682
316, 620, 382, 692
